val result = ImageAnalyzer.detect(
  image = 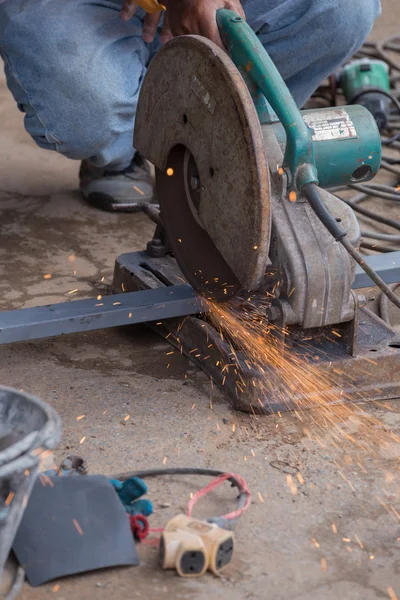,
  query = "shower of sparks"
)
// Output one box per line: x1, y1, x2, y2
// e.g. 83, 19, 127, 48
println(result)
204, 295, 400, 465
